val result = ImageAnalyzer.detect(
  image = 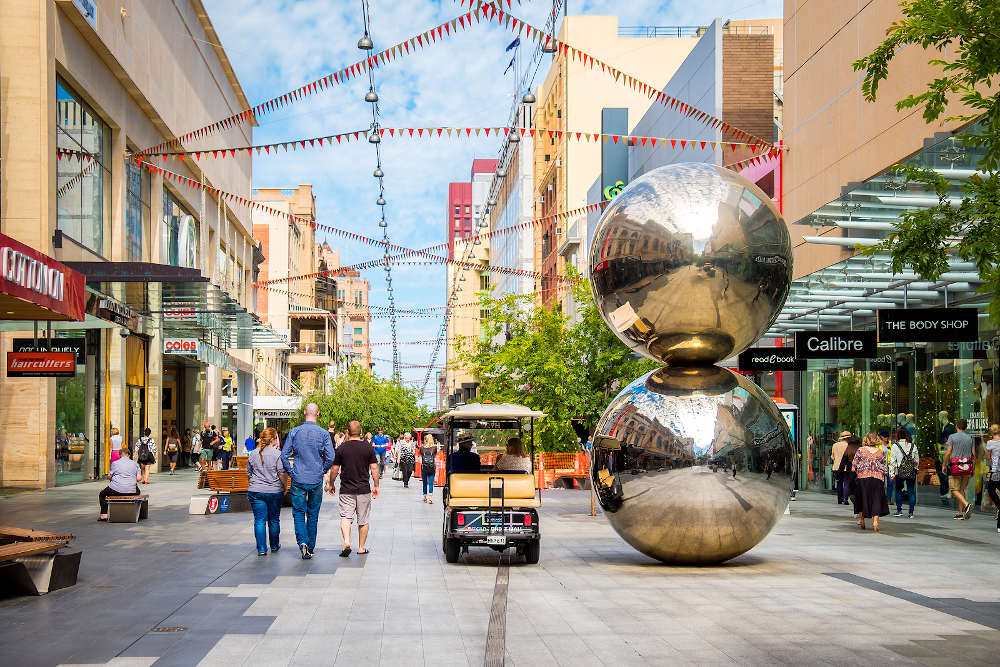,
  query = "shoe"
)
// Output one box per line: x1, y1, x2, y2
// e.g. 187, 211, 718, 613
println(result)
300, 544, 312, 560
893, 511, 903, 517
258, 552, 267, 557
907, 514, 914, 519
271, 545, 281, 553
953, 514, 963, 519
963, 503, 974, 520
